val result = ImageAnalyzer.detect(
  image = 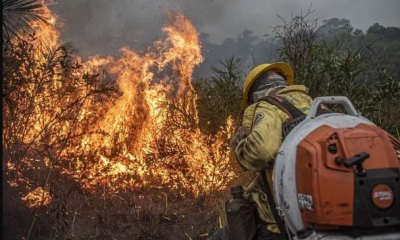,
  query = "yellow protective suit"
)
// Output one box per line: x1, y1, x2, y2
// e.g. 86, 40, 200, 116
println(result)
235, 84, 313, 233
